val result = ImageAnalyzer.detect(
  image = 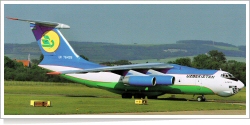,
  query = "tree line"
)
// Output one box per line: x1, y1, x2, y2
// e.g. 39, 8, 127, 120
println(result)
5, 41, 246, 63
4, 50, 246, 85
4, 56, 71, 83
